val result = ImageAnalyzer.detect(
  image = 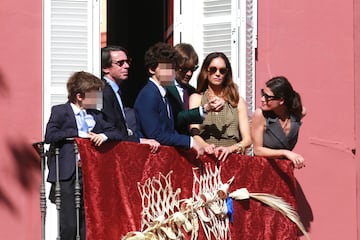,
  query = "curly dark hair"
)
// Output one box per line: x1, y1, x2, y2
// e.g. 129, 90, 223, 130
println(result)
144, 42, 180, 77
